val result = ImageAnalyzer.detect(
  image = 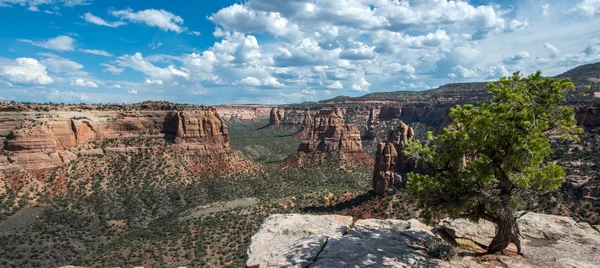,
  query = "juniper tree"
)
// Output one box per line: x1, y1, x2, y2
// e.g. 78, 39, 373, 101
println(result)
404, 71, 581, 254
